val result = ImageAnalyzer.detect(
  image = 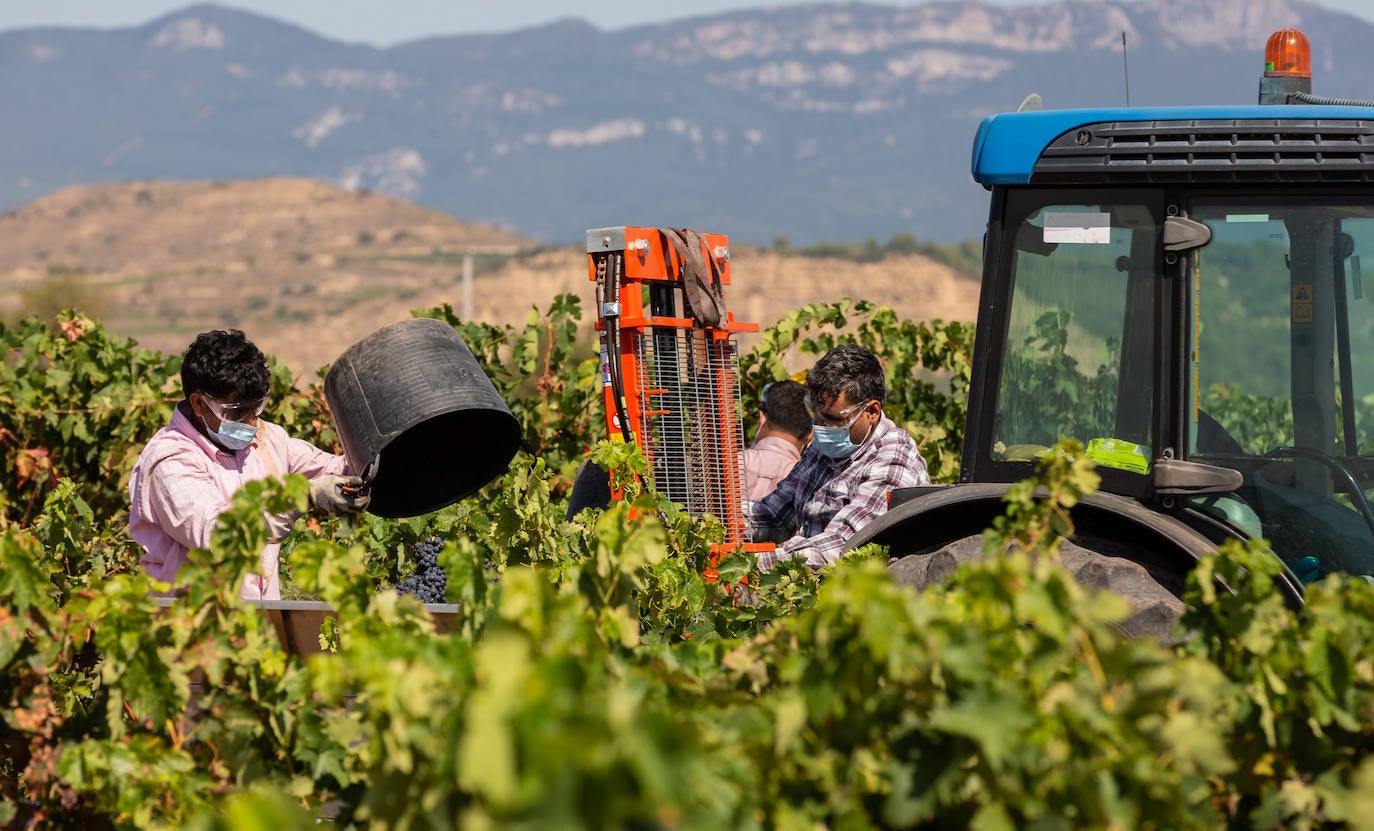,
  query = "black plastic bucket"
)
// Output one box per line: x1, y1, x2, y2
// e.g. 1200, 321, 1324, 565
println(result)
324, 318, 521, 518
